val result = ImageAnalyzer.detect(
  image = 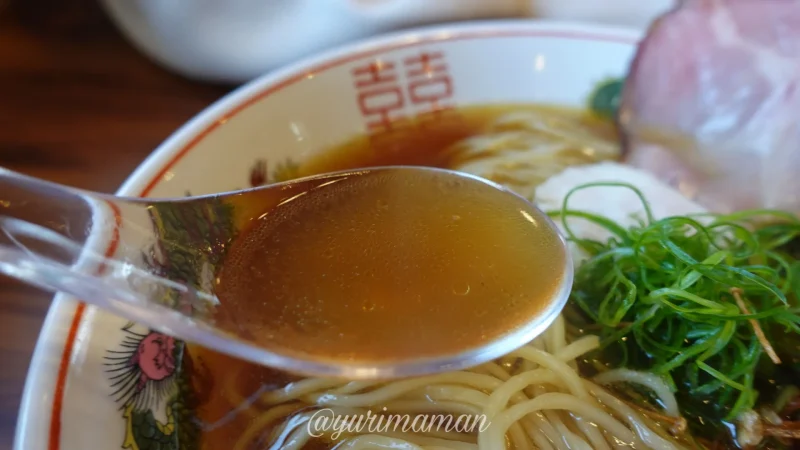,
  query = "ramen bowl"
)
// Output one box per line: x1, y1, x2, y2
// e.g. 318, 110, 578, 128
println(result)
15, 20, 640, 450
